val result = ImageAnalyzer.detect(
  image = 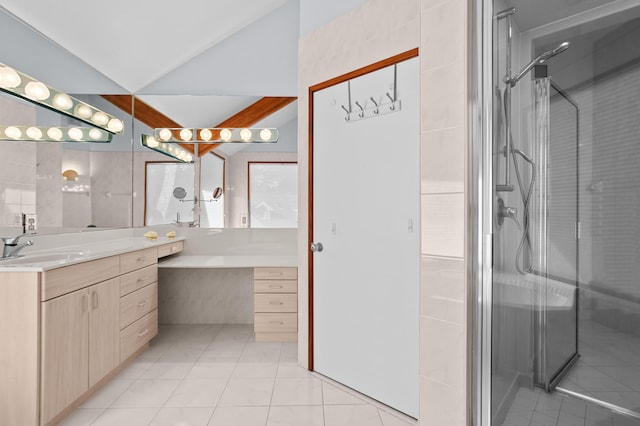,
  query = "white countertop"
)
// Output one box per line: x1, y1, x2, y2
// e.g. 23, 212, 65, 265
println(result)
0, 237, 185, 272
158, 255, 298, 269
